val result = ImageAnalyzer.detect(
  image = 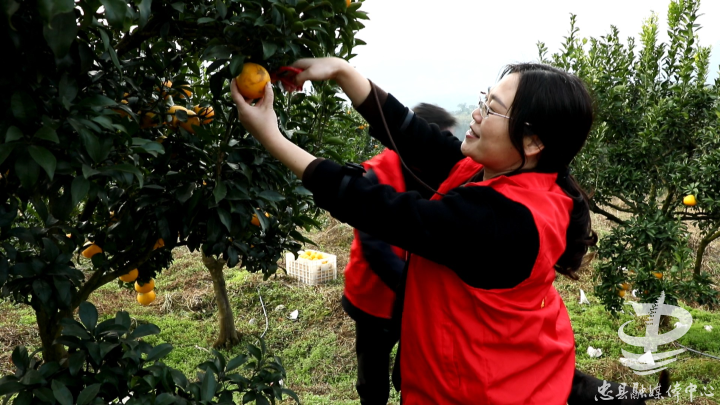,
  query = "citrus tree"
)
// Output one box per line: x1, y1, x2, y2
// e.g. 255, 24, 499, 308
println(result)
539, 0, 720, 312
0, 0, 367, 367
